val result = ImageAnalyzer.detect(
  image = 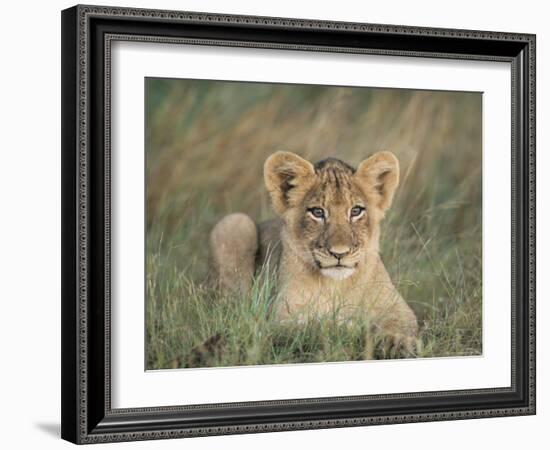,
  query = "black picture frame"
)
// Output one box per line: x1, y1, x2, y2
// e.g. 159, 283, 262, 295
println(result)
61, 4, 536, 444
